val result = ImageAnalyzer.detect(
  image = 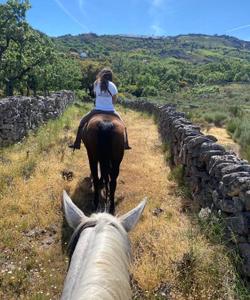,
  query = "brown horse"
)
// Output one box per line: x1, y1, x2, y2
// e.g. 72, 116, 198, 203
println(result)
82, 114, 125, 214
